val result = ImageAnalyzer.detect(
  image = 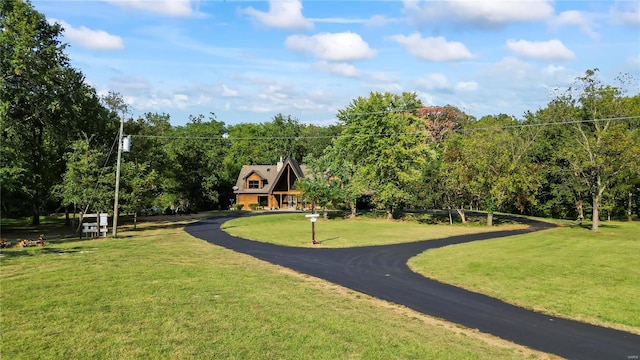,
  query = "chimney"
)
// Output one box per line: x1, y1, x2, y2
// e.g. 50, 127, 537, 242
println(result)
277, 156, 283, 172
